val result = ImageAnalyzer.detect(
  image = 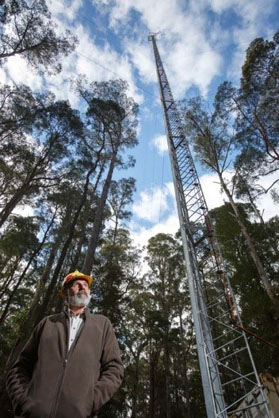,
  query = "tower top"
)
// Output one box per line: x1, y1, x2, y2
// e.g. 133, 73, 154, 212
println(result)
148, 32, 160, 41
